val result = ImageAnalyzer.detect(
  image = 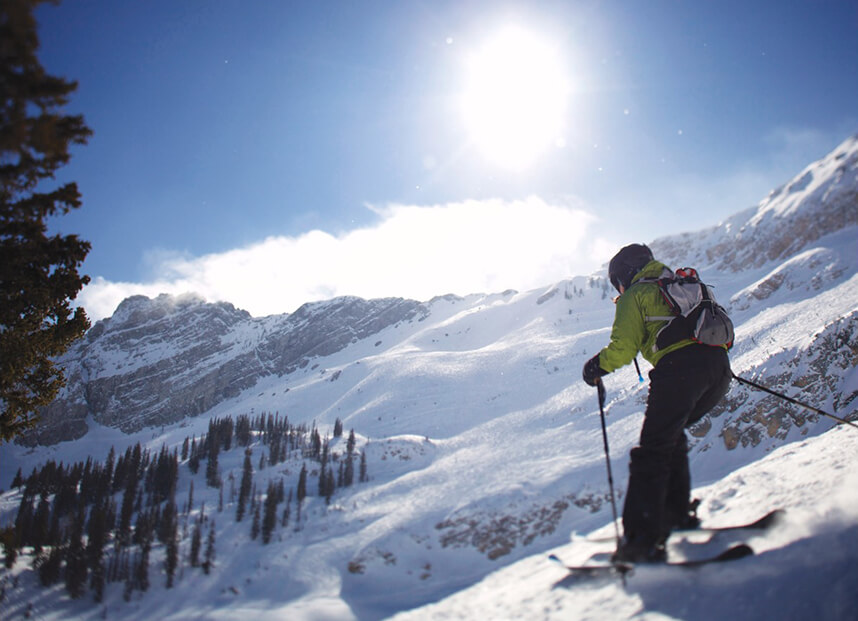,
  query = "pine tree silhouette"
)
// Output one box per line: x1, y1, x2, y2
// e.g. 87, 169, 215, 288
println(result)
203, 522, 216, 575
359, 450, 368, 483
251, 501, 261, 540
64, 507, 87, 598
165, 515, 178, 588
190, 521, 201, 568
236, 448, 253, 522
262, 482, 279, 544
0, 0, 93, 442
206, 437, 221, 488
86, 502, 108, 601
